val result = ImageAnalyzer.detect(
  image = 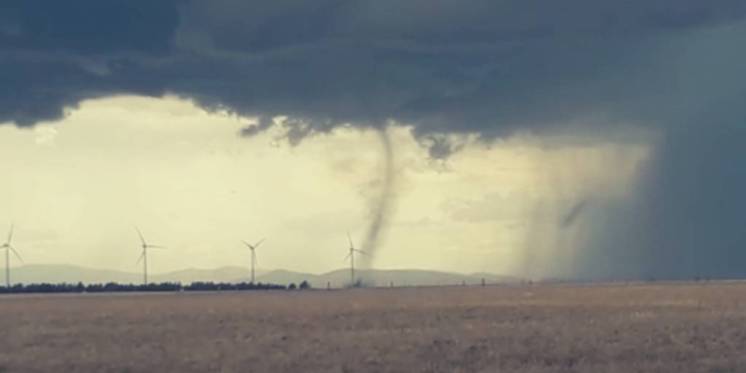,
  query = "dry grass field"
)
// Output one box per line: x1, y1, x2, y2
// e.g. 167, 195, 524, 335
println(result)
1, 282, 746, 372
